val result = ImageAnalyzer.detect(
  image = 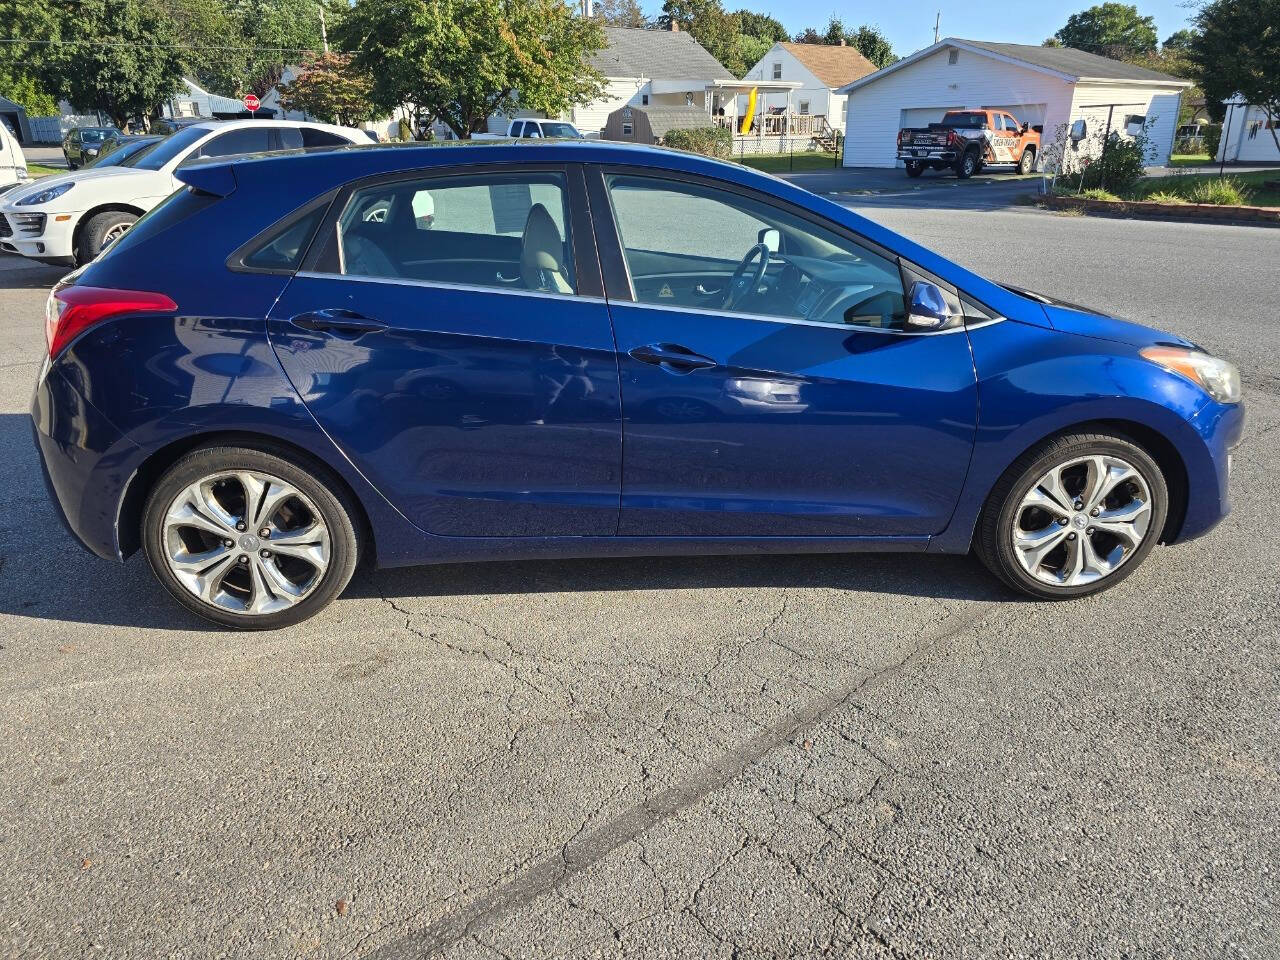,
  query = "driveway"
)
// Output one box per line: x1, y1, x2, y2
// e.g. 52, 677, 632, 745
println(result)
1, 199, 1277, 958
